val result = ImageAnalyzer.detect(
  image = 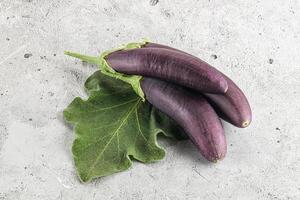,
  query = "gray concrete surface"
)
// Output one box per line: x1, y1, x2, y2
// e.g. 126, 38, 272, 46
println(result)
0, 0, 300, 199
